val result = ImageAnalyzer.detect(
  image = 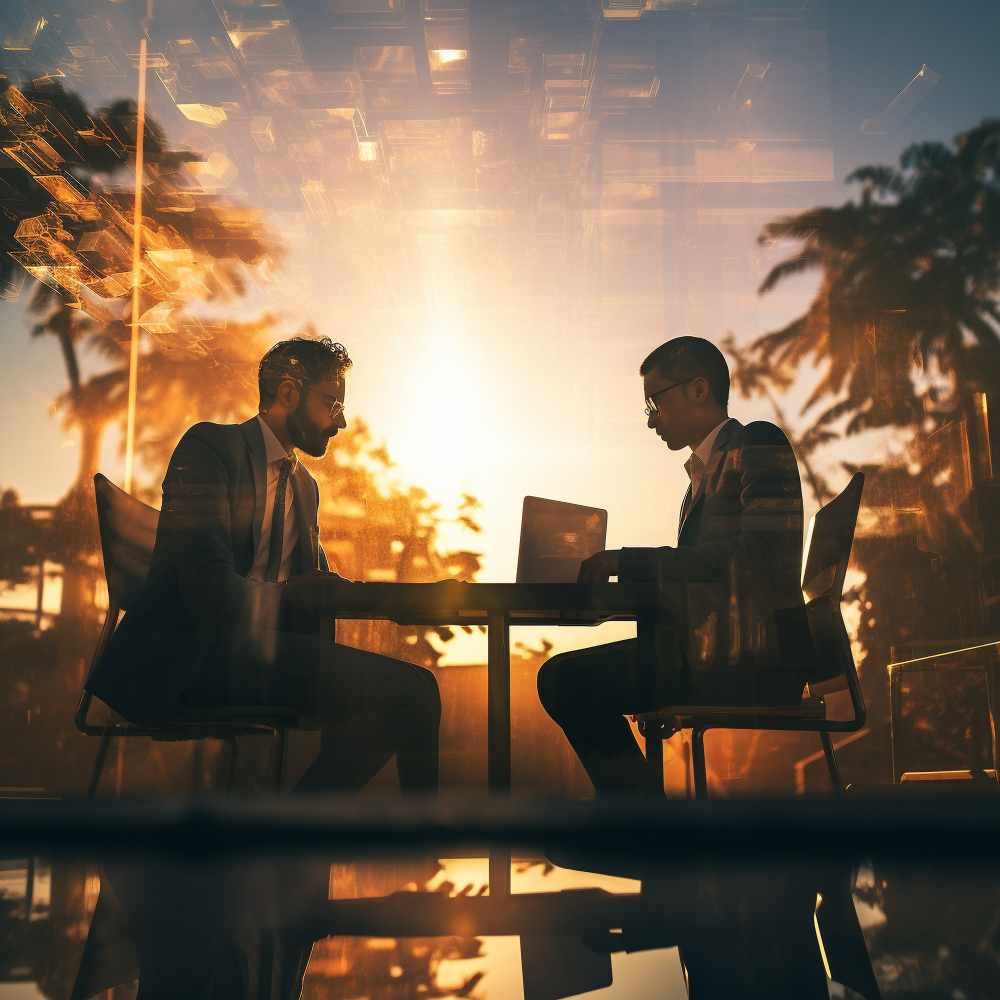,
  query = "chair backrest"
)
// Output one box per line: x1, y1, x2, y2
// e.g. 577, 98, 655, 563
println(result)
94, 473, 159, 612
801, 472, 865, 693
802, 472, 864, 606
